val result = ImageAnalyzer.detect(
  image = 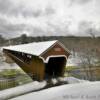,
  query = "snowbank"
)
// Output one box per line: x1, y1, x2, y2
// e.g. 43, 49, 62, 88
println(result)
0, 77, 87, 100
11, 81, 100, 100
63, 77, 88, 84
0, 81, 47, 100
